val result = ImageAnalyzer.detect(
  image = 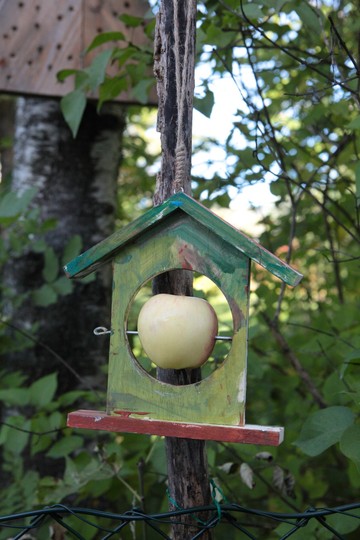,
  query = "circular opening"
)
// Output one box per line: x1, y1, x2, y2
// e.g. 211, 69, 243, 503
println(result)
126, 272, 233, 381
